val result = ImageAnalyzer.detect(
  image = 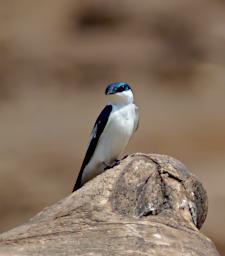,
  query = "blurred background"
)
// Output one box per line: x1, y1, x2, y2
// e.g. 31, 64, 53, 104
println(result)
0, 0, 224, 254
